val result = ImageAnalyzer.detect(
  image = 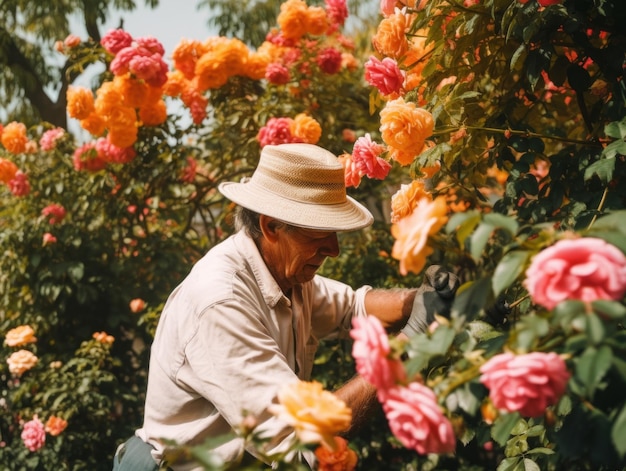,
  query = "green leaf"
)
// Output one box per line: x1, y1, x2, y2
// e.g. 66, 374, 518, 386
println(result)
447, 210, 481, 247
584, 158, 615, 183
527, 447, 555, 455
497, 457, 522, 471
483, 213, 519, 236
492, 250, 530, 296
585, 312, 606, 344
492, 413, 522, 446
604, 118, 626, 139
451, 277, 492, 325
522, 458, 541, 471
611, 403, 626, 458
601, 139, 626, 159
574, 345, 613, 398
470, 222, 495, 261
